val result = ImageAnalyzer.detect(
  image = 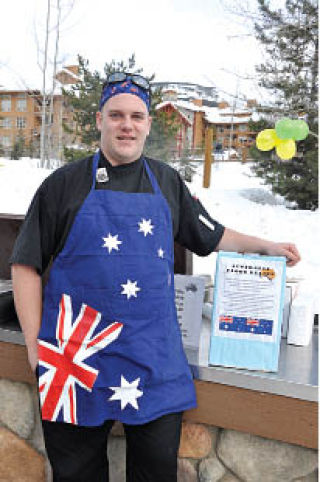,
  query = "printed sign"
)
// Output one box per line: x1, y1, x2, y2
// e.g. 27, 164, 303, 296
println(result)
209, 251, 286, 372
